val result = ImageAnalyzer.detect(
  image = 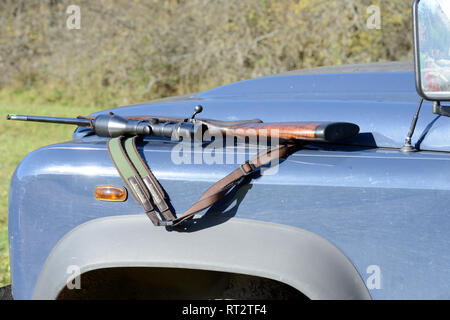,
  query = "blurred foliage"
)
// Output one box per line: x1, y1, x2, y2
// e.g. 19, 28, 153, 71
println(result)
0, 0, 412, 108
0, 224, 8, 286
